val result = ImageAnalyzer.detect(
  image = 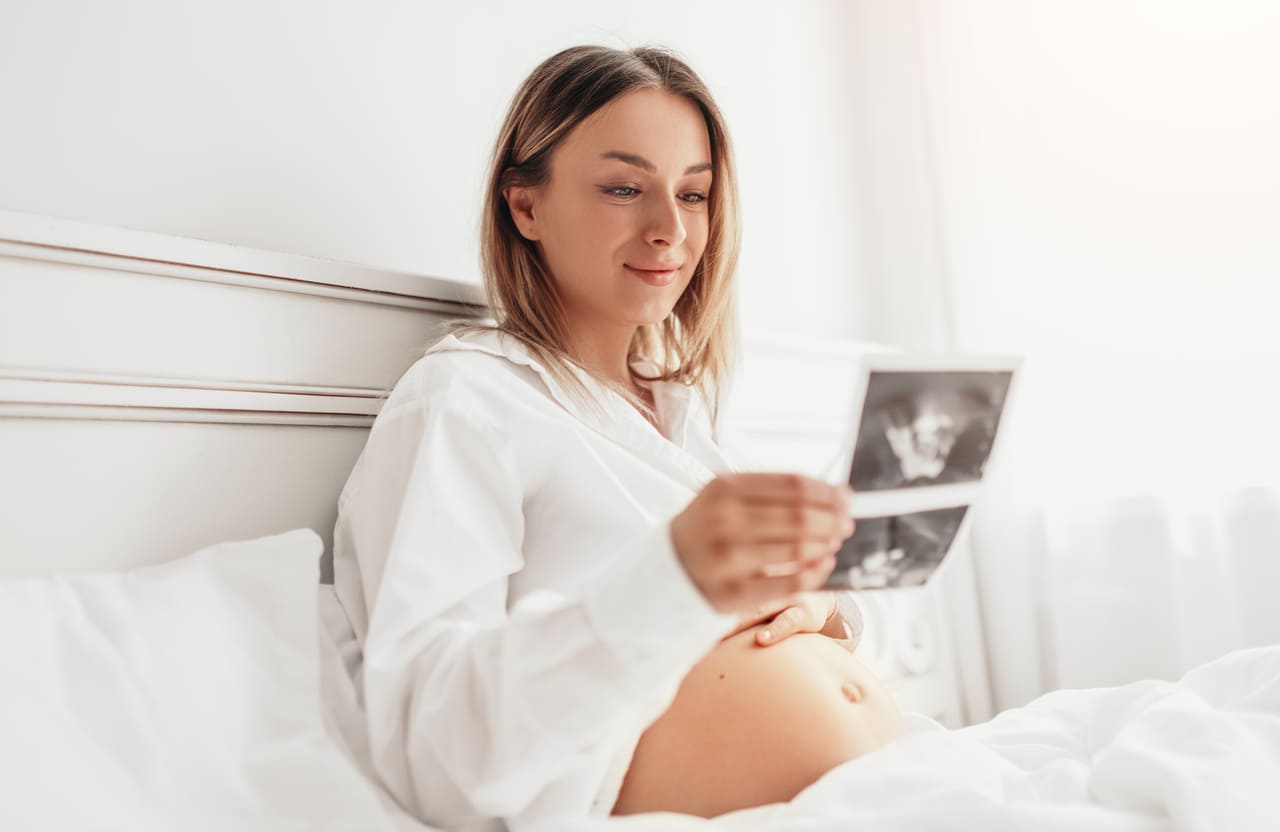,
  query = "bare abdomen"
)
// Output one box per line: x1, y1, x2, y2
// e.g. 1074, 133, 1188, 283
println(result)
611, 624, 904, 818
